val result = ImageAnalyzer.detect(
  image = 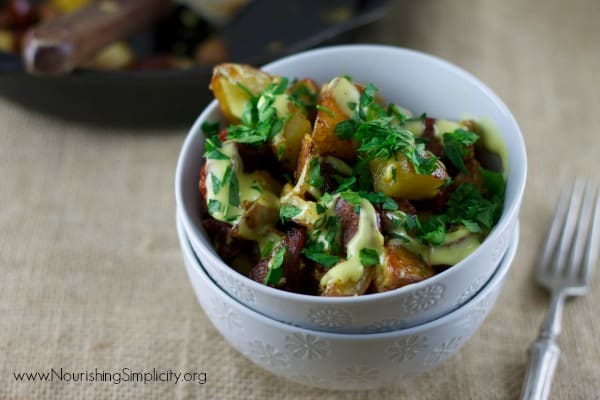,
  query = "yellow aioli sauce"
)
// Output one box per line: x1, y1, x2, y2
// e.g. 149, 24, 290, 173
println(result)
204, 141, 279, 226
329, 77, 361, 117
477, 117, 509, 177
320, 199, 385, 288
385, 211, 481, 266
